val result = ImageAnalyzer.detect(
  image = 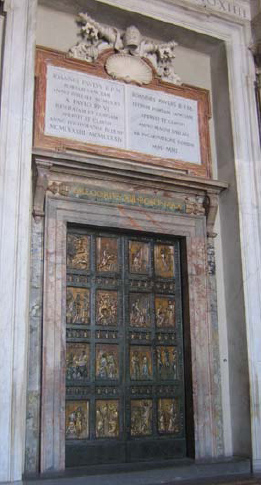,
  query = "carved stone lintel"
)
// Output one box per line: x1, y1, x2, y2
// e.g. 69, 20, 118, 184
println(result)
203, 193, 219, 238
68, 13, 181, 86
33, 161, 53, 221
